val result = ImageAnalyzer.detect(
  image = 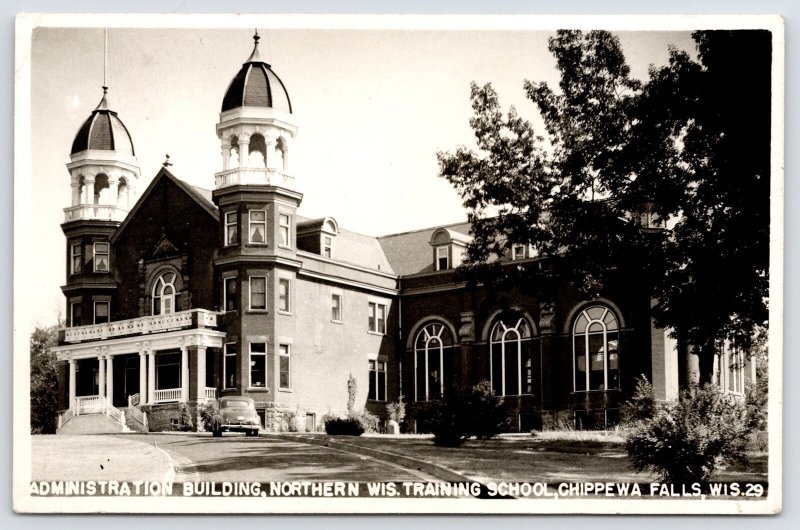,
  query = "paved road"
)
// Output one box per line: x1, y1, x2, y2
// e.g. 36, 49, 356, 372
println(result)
113, 433, 431, 483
